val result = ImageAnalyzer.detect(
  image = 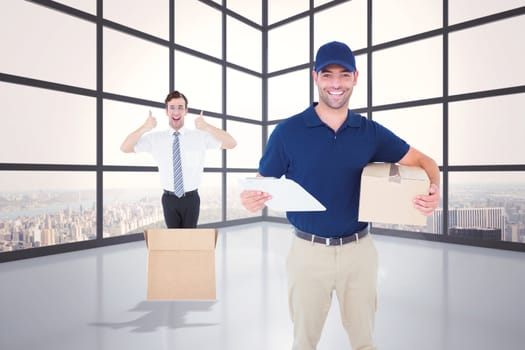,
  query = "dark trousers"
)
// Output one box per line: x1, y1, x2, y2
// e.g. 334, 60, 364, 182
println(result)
161, 190, 200, 228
